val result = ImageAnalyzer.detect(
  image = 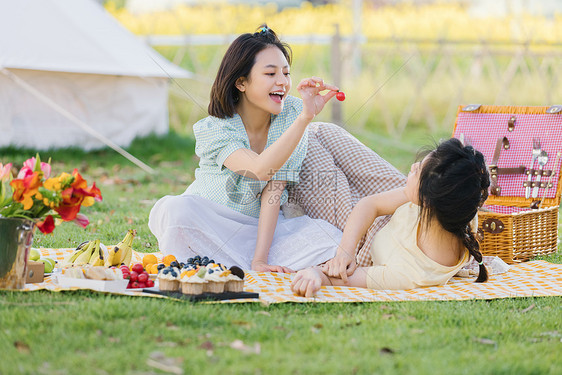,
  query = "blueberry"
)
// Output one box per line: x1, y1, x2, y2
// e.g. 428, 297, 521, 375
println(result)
163, 268, 170, 275
208, 268, 214, 274
202, 256, 209, 262
157, 264, 165, 271
171, 271, 177, 277
209, 259, 215, 264
194, 255, 201, 260
170, 261, 179, 268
